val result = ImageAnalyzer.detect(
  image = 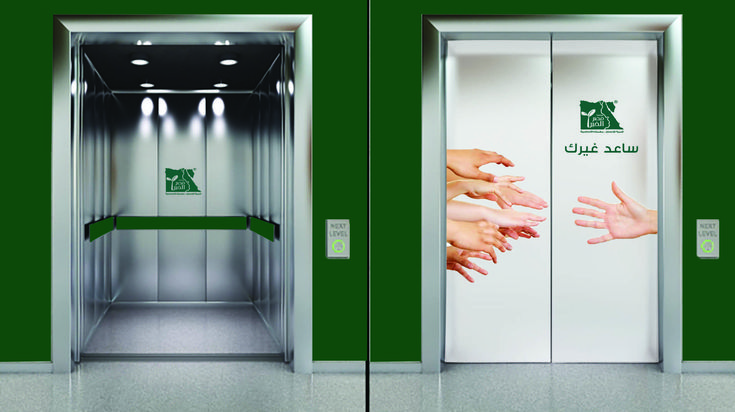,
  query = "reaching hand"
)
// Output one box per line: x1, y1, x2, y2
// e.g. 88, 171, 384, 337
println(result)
446, 246, 493, 283
447, 219, 509, 263
462, 180, 547, 210
447, 200, 546, 229
573, 181, 657, 244
446, 179, 521, 204
499, 226, 540, 240
447, 149, 514, 182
